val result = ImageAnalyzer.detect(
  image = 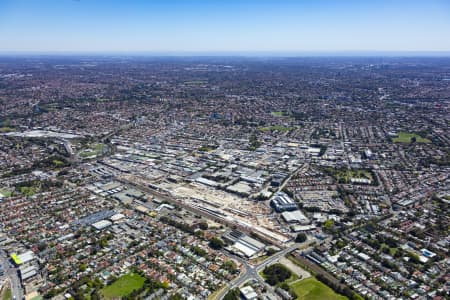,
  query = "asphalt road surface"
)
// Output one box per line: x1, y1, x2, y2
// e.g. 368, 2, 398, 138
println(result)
0, 250, 23, 300
217, 239, 315, 300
